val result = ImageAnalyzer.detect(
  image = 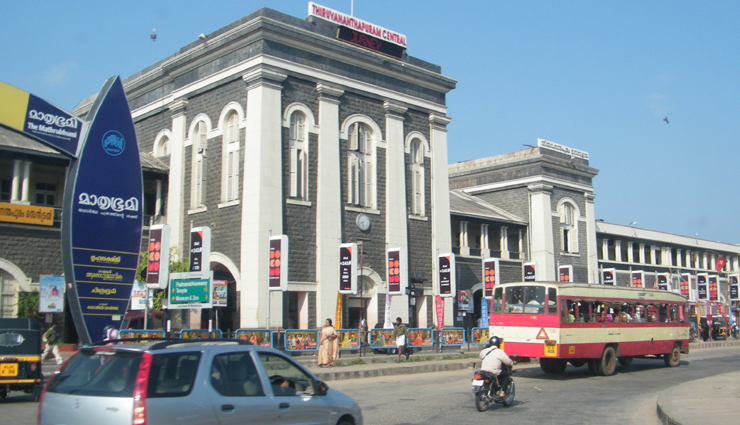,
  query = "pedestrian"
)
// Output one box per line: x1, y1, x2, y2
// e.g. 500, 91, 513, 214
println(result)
43, 324, 63, 365
391, 317, 409, 363
317, 318, 338, 367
